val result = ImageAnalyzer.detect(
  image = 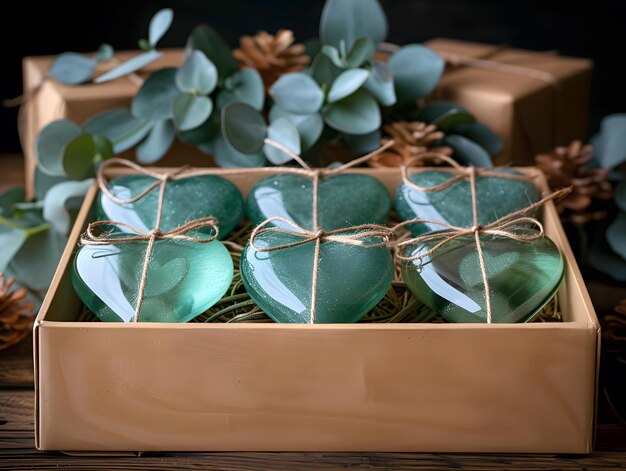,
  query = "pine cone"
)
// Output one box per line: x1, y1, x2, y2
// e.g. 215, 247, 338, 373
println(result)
233, 29, 310, 93
0, 274, 34, 351
370, 121, 452, 168
535, 140, 613, 225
